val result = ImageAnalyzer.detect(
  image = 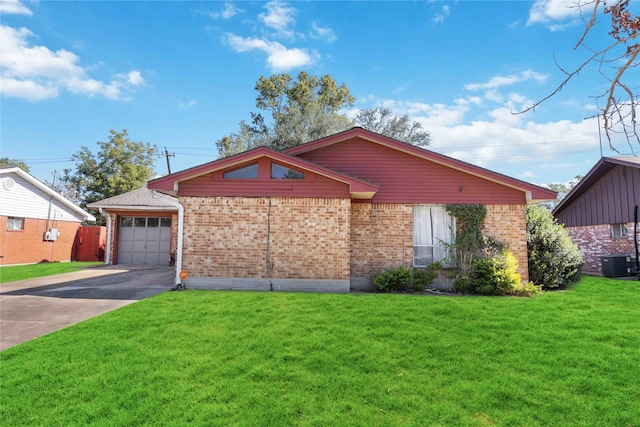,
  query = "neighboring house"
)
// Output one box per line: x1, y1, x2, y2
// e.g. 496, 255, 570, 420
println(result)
0, 167, 95, 265
92, 128, 555, 291
553, 156, 640, 275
